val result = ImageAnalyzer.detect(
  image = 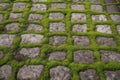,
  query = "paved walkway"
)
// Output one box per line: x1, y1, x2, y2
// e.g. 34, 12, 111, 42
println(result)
0, 0, 120, 80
